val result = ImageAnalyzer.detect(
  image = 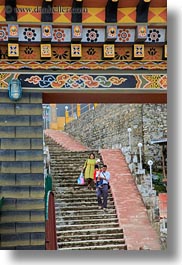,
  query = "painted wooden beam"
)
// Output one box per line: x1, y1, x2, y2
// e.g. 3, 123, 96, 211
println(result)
42, 91, 167, 104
